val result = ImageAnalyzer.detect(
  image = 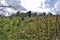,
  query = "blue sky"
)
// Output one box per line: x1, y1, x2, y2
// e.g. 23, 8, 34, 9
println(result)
0, 0, 60, 15
44, 0, 57, 14
20, 0, 59, 14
